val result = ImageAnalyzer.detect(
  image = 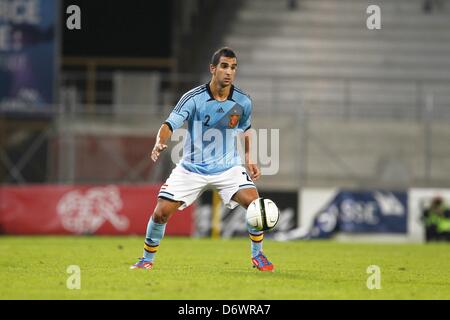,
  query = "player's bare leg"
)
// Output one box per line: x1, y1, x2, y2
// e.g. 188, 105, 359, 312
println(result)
232, 188, 274, 272
130, 198, 182, 270
232, 187, 259, 209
